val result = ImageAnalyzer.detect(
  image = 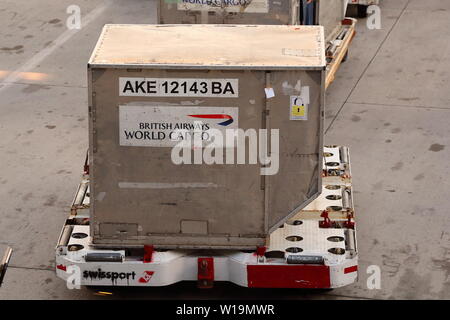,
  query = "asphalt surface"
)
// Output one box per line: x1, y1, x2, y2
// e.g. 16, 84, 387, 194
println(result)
0, 0, 448, 299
